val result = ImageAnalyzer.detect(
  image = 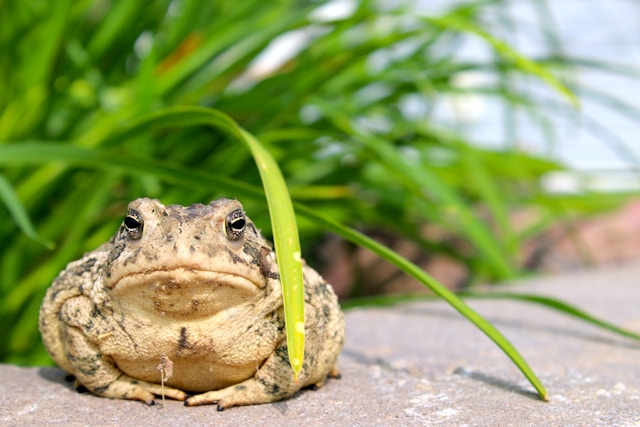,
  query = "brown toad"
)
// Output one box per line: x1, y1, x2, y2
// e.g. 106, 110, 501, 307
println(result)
39, 198, 344, 410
